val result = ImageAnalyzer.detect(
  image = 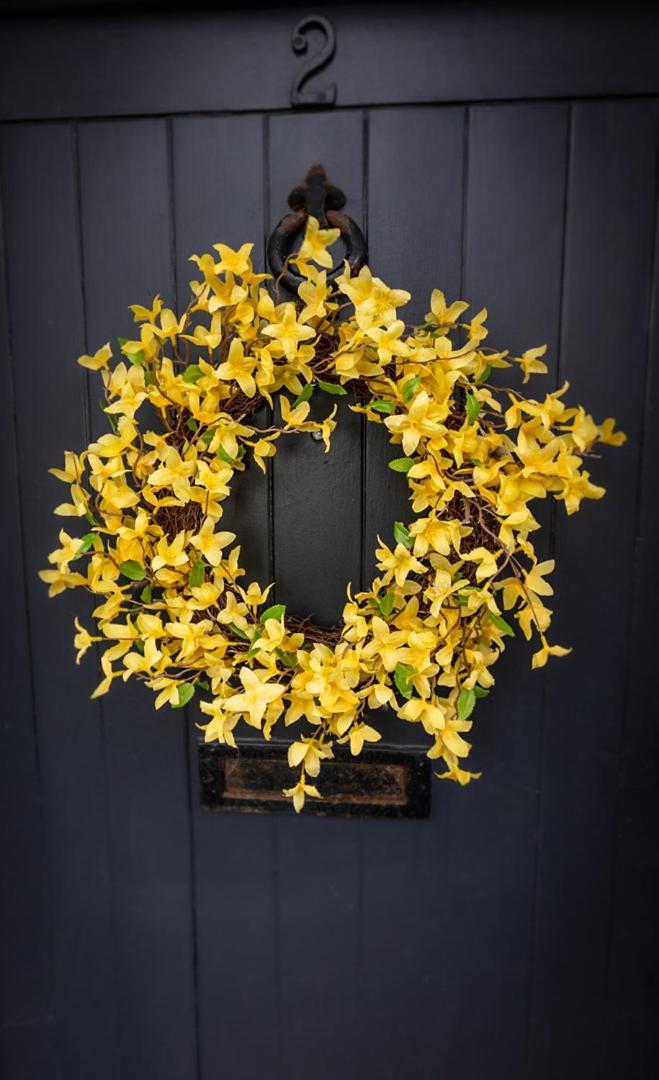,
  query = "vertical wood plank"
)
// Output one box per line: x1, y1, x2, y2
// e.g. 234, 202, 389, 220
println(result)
171, 113, 279, 1080
354, 105, 466, 1077
603, 132, 659, 1076
358, 102, 569, 1079
528, 100, 659, 1079
451, 101, 569, 1080
266, 110, 365, 1080
0, 151, 58, 1080
0, 123, 120, 1079
77, 118, 198, 1080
